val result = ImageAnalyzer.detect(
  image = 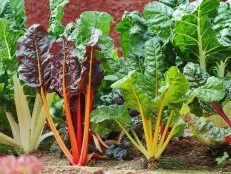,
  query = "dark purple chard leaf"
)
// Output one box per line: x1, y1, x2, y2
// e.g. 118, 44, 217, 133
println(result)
17, 24, 53, 88
78, 30, 104, 93
48, 36, 81, 97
